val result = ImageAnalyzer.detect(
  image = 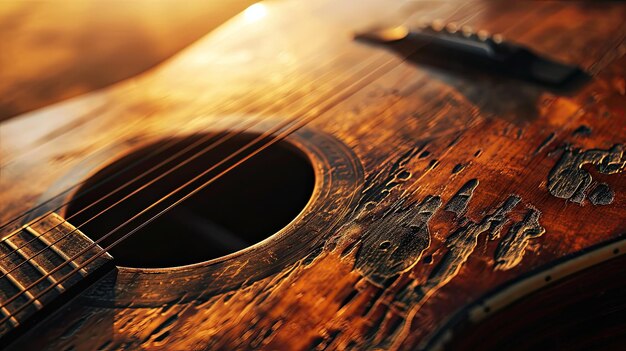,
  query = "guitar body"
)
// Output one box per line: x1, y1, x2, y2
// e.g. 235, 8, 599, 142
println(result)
1, 0, 625, 350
